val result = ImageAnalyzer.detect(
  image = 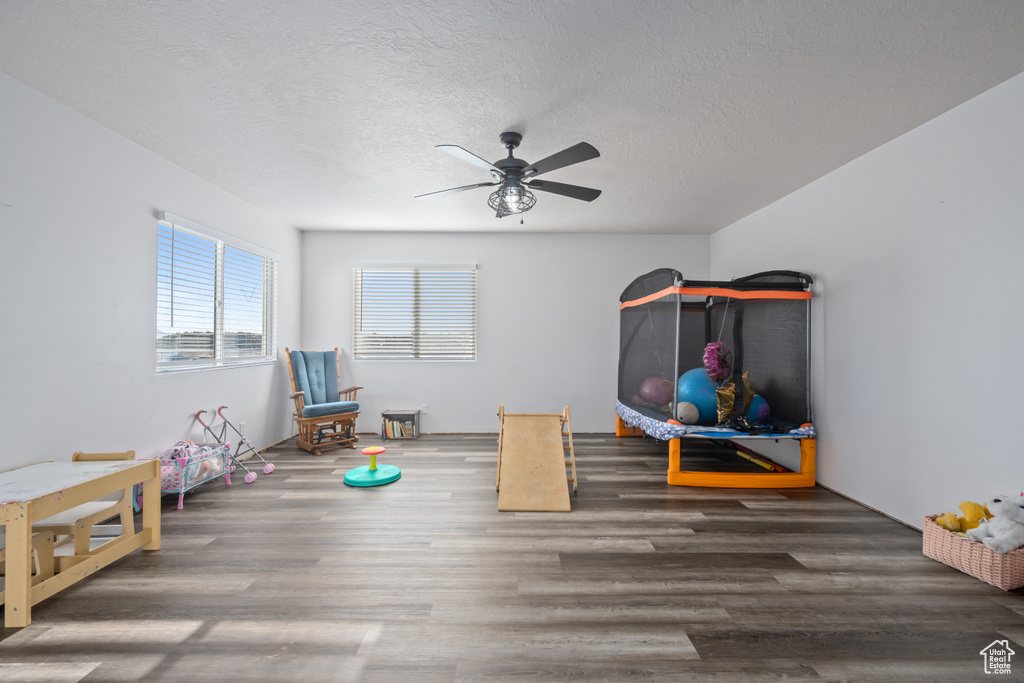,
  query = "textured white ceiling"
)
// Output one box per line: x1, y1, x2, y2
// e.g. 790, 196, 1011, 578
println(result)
2, 1, 1024, 234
